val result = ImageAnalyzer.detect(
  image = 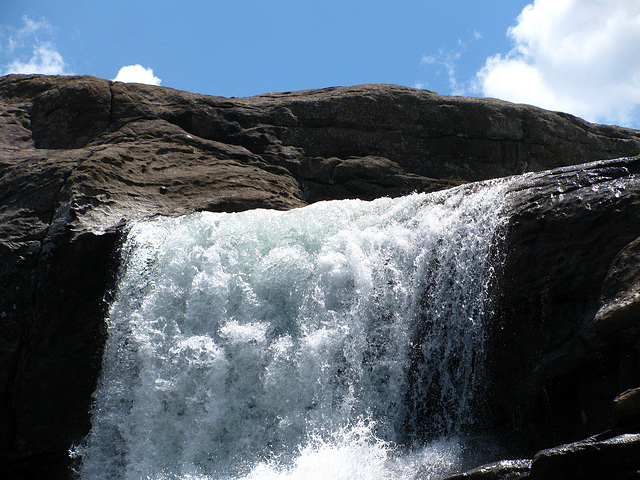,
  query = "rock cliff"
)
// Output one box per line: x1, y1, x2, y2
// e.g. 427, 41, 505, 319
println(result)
1, 74, 640, 479
484, 157, 640, 479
